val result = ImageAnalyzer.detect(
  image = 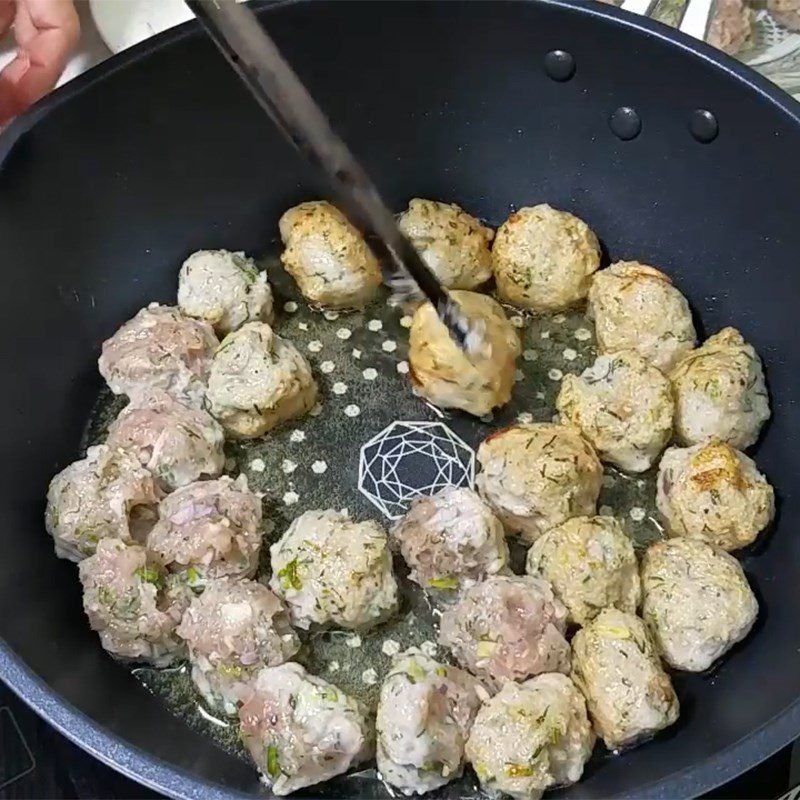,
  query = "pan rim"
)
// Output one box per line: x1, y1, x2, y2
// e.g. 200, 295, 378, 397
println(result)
1, 1, 799, 797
